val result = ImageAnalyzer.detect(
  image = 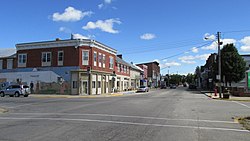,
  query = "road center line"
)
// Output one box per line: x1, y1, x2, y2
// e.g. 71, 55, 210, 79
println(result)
10, 112, 236, 124
232, 101, 250, 109
0, 117, 248, 133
